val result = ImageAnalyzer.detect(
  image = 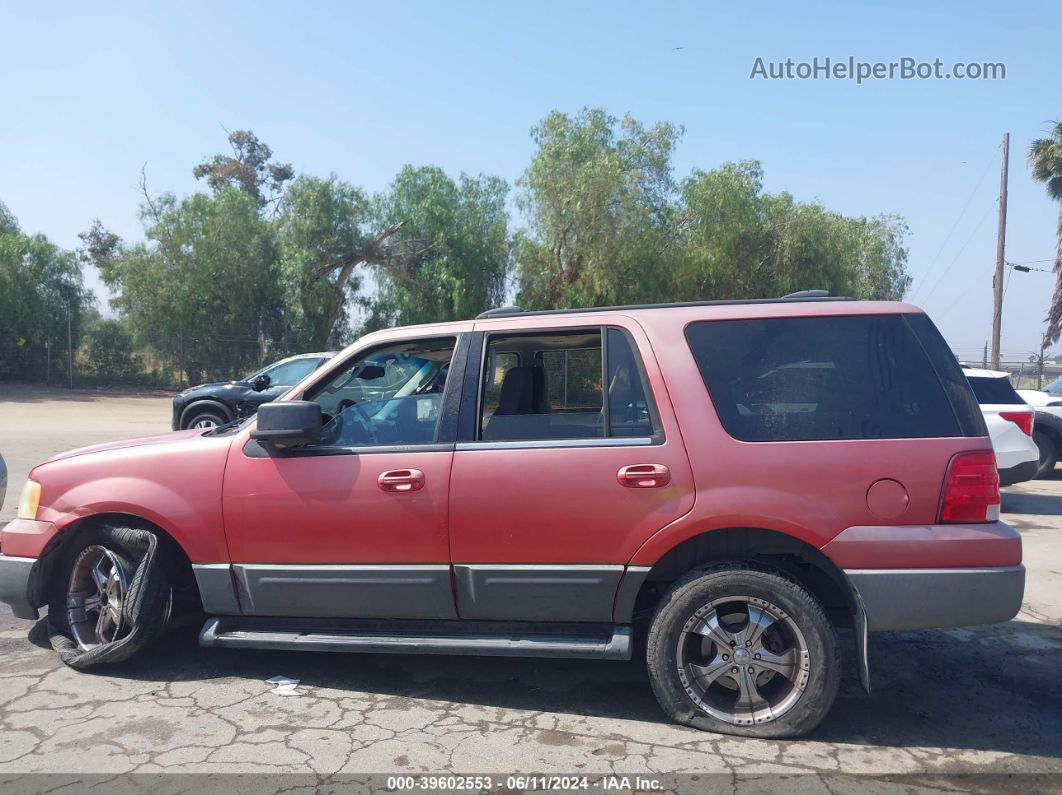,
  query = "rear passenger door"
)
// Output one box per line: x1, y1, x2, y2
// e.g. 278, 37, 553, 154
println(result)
447, 317, 695, 622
